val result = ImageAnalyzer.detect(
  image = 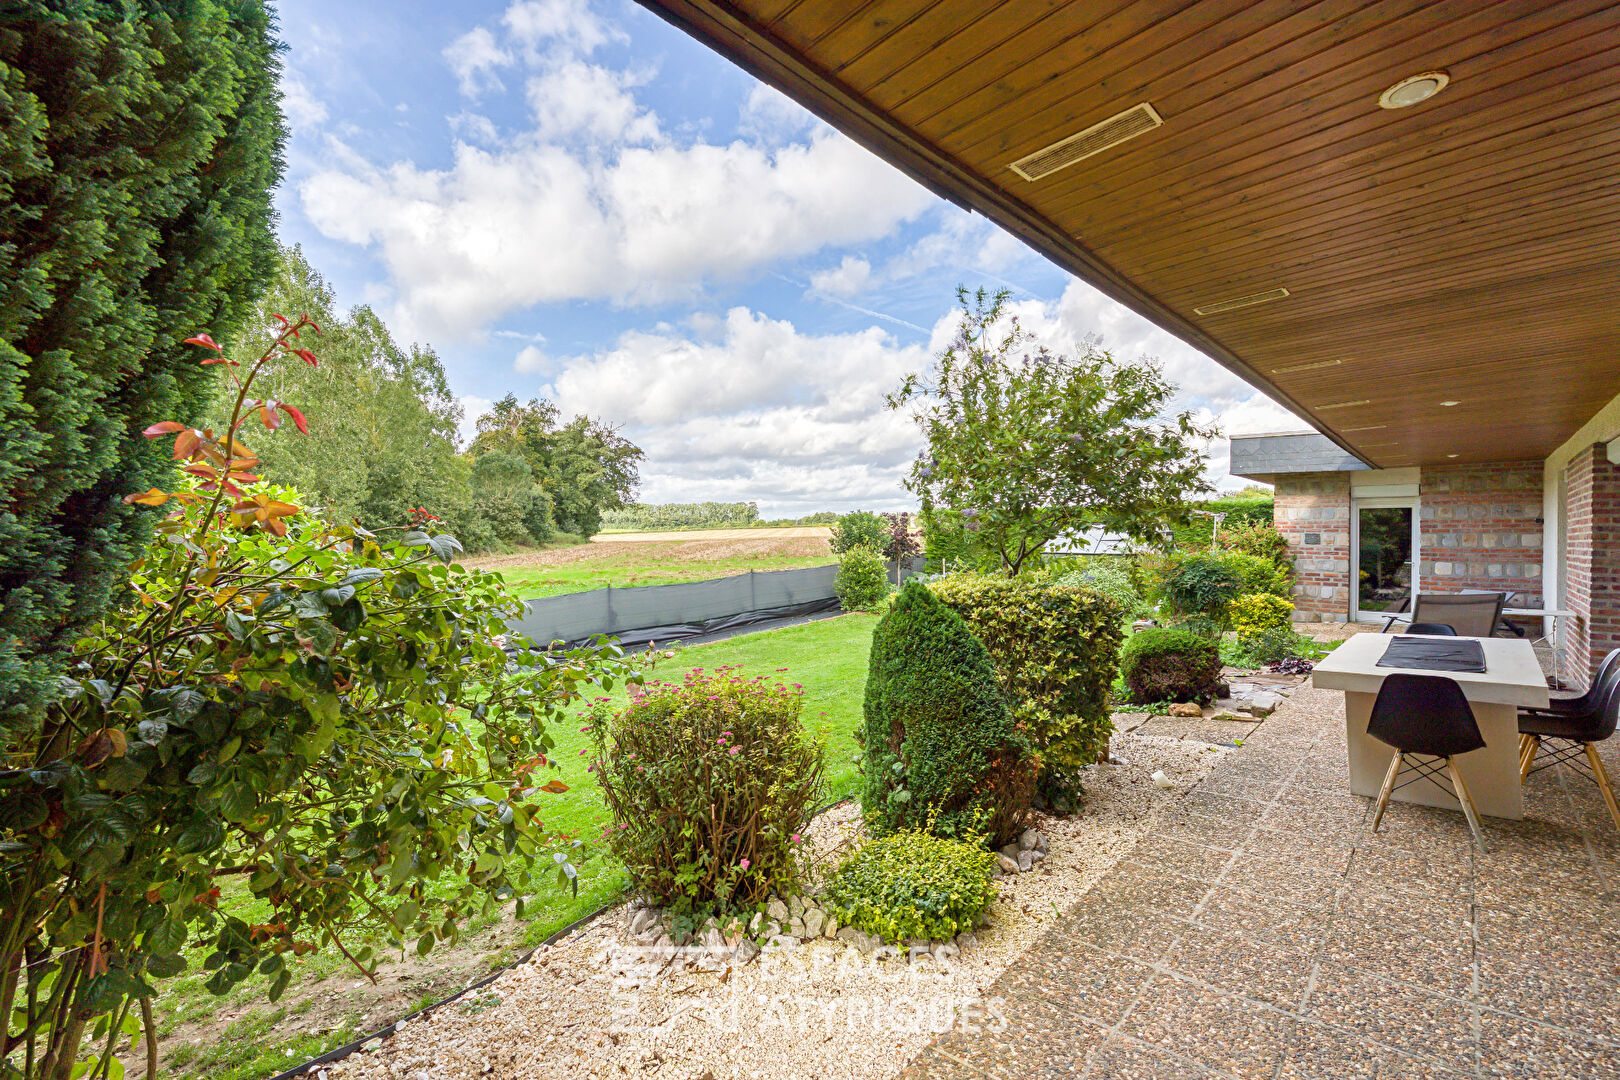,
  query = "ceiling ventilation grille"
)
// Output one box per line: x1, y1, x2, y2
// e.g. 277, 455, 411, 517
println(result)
1193, 287, 1290, 316
1008, 102, 1162, 181
1271, 357, 1342, 374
